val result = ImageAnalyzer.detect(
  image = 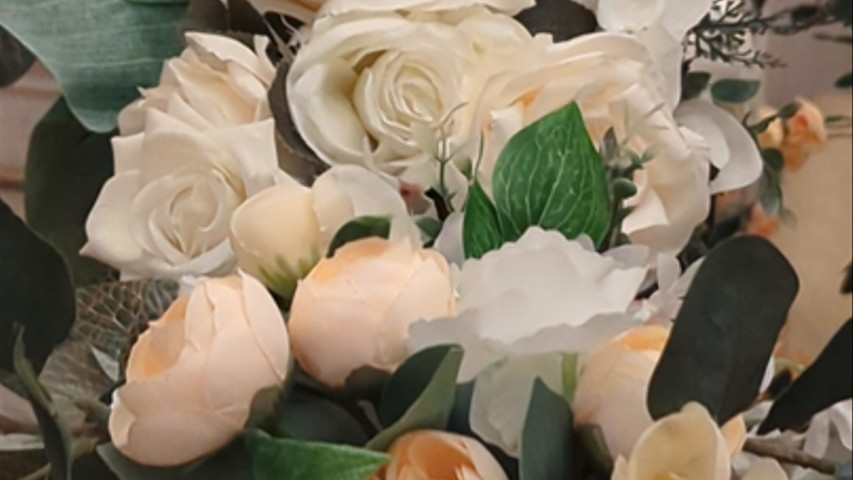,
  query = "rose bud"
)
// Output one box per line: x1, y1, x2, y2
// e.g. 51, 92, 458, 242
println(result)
380, 431, 508, 480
